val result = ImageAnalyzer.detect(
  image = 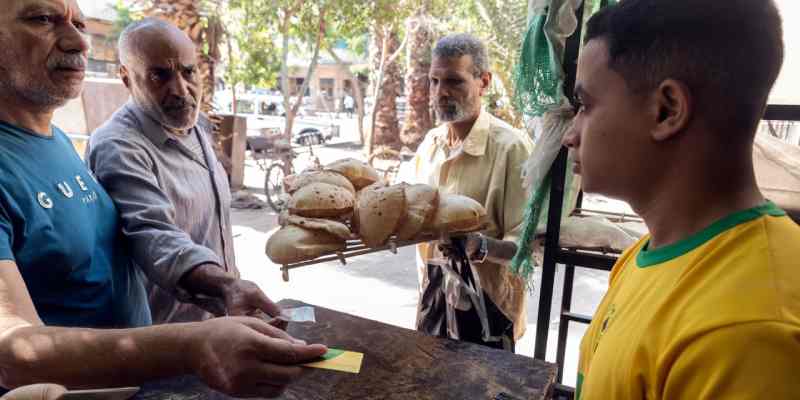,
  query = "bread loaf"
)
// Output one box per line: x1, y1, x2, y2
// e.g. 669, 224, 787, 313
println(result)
288, 182, 355, 218
396, 184, 439, 241
325, 158, 382, 190
266, 225, 346, 264
281, 213, 353, 240
431, 194, 487, 233
284, 170, 355, 196
357, 183, 406, 247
